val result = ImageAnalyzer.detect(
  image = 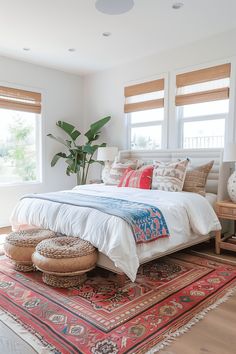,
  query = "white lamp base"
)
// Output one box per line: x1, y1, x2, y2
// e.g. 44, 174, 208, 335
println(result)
101, 161, 112, 183
227, 171, 236, 203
